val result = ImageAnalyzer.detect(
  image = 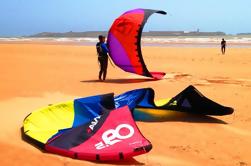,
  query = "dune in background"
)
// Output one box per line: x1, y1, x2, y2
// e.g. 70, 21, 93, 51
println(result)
0, 43, 251, 166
